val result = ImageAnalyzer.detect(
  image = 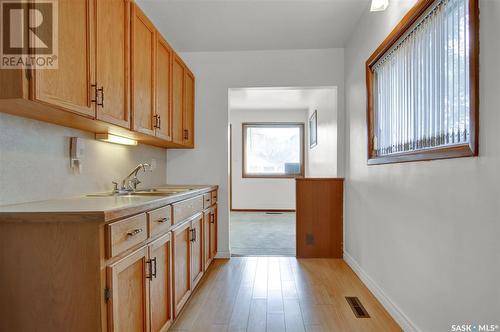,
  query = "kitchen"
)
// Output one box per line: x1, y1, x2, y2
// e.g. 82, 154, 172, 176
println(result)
0, 0, 499, 331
